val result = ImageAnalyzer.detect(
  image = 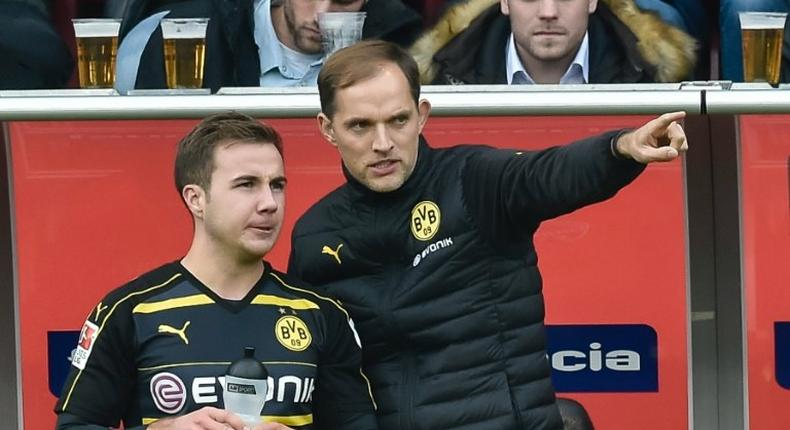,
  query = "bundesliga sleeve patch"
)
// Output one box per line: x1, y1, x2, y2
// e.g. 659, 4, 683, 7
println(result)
72, 320, 99, 370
